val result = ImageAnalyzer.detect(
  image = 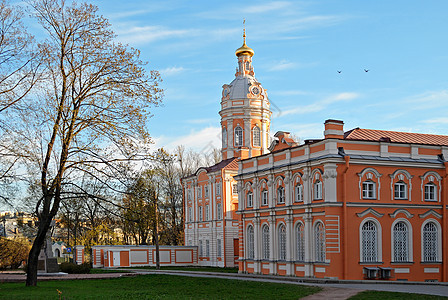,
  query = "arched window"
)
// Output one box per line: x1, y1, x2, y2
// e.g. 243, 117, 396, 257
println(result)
278, 224, 286, 261
296, 223, 305, 261
424, 183, 437, 201
246, 192, 253, 208
423, 222, 438, 262
393, 222, 409, 262
314, 180, 322, 200
394, 181, 407, 200
262, 225, 270, 260
277, 186, 285, 204
247, 225, 254, 259
235, 126, 243, 147
361, 221, 378, 262
222, 127, 227, 147
295, 184, 303, 202
314, 222, 325, 262
252, 126, 261, 147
